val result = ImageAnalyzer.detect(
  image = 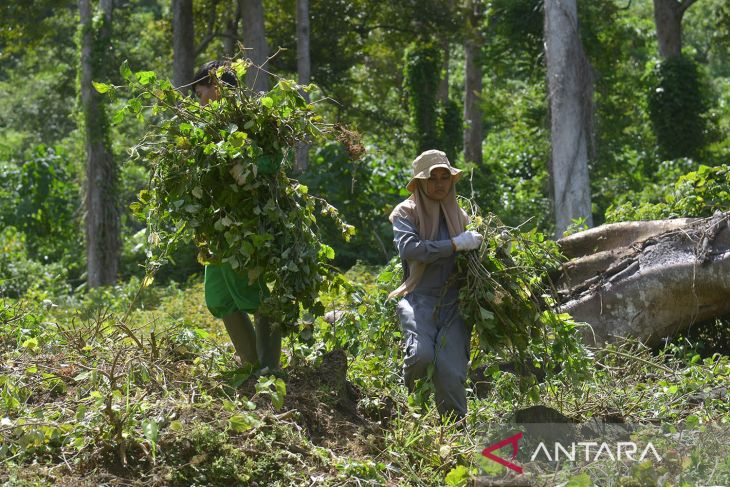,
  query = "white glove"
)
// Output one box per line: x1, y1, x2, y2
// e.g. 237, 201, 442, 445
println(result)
452, 230, 483, 252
